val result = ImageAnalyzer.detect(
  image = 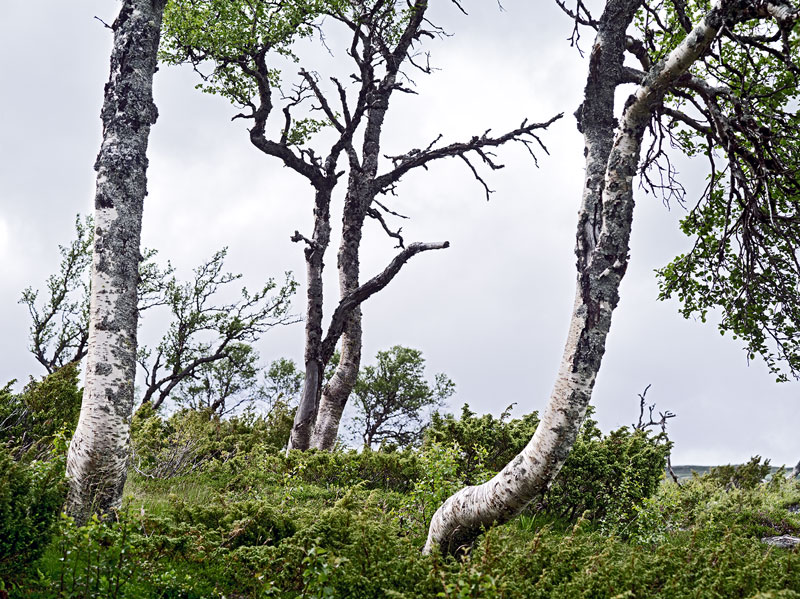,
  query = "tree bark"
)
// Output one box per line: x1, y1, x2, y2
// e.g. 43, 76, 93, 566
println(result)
309, 172, 368, 450
287, 187, 332, 451
423, 0, 729, 556
65, 0, 164, 525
